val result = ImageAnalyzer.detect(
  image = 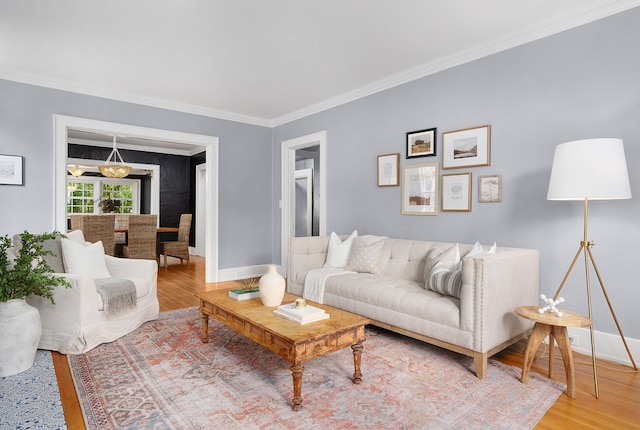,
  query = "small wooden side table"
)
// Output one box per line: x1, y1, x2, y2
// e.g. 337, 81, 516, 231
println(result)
515, 306, 591, 398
